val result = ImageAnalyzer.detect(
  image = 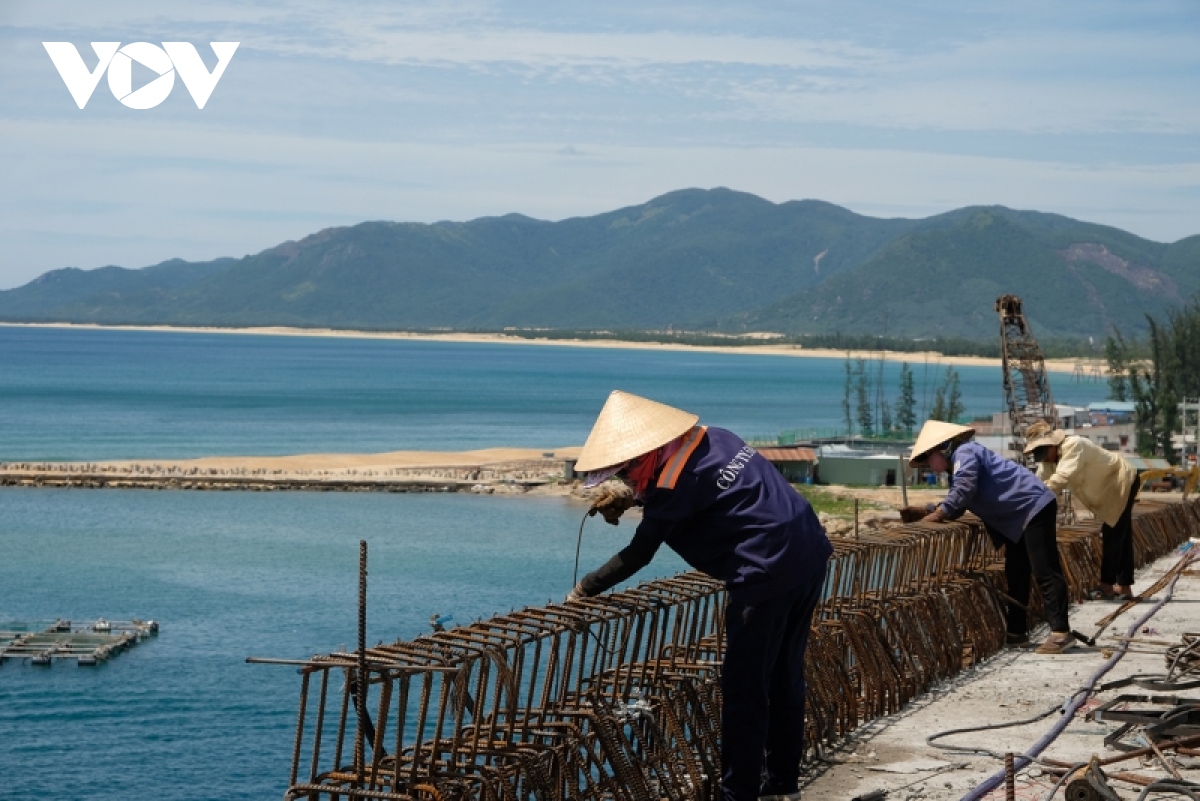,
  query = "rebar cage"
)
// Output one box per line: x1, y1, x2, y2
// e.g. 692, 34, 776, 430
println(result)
274, 500, 1200, 801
